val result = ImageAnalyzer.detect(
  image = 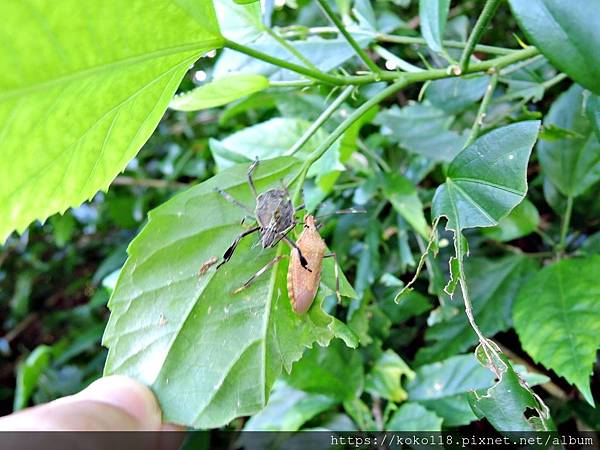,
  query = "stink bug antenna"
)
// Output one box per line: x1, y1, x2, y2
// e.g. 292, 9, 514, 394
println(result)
314, 208, 366, 220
